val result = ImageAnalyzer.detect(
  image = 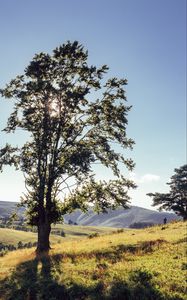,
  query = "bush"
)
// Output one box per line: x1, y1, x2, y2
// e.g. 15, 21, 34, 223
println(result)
61, 230, 66, 237
116, 228, 124, 233
129, 222, 154, 229
0, 242, 17, 257
88, 233, 99, 239
0, 249, 8, 257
